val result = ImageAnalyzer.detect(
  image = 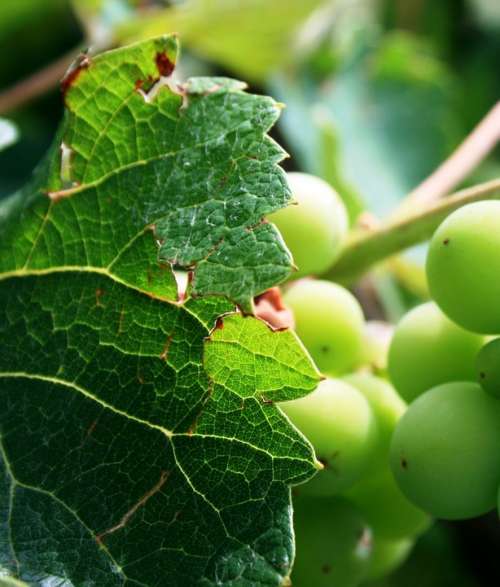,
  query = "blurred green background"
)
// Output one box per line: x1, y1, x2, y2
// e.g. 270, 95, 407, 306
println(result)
1, 1, 499, 585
